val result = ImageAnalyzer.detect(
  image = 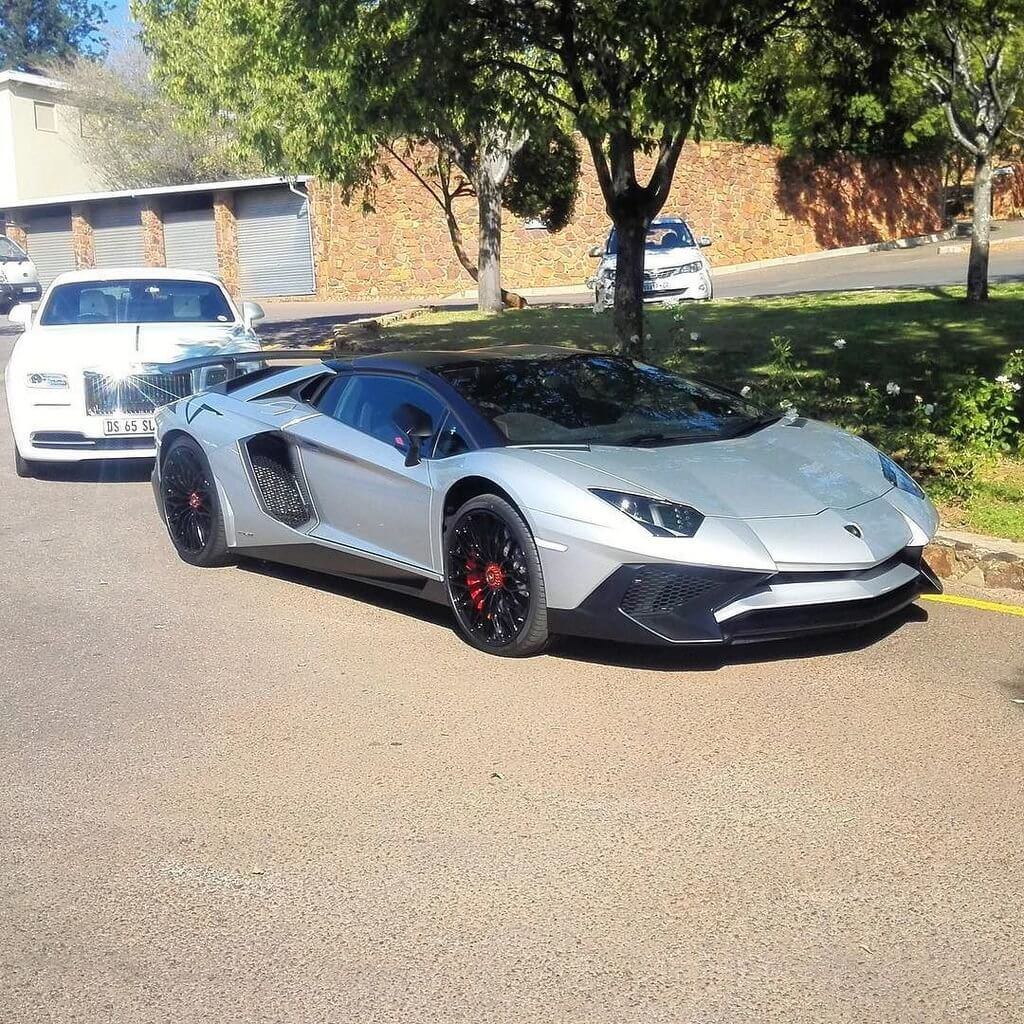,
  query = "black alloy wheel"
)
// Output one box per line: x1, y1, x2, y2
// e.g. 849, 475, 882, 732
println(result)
161, 437, 230, 567
446, 495, 549, 656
